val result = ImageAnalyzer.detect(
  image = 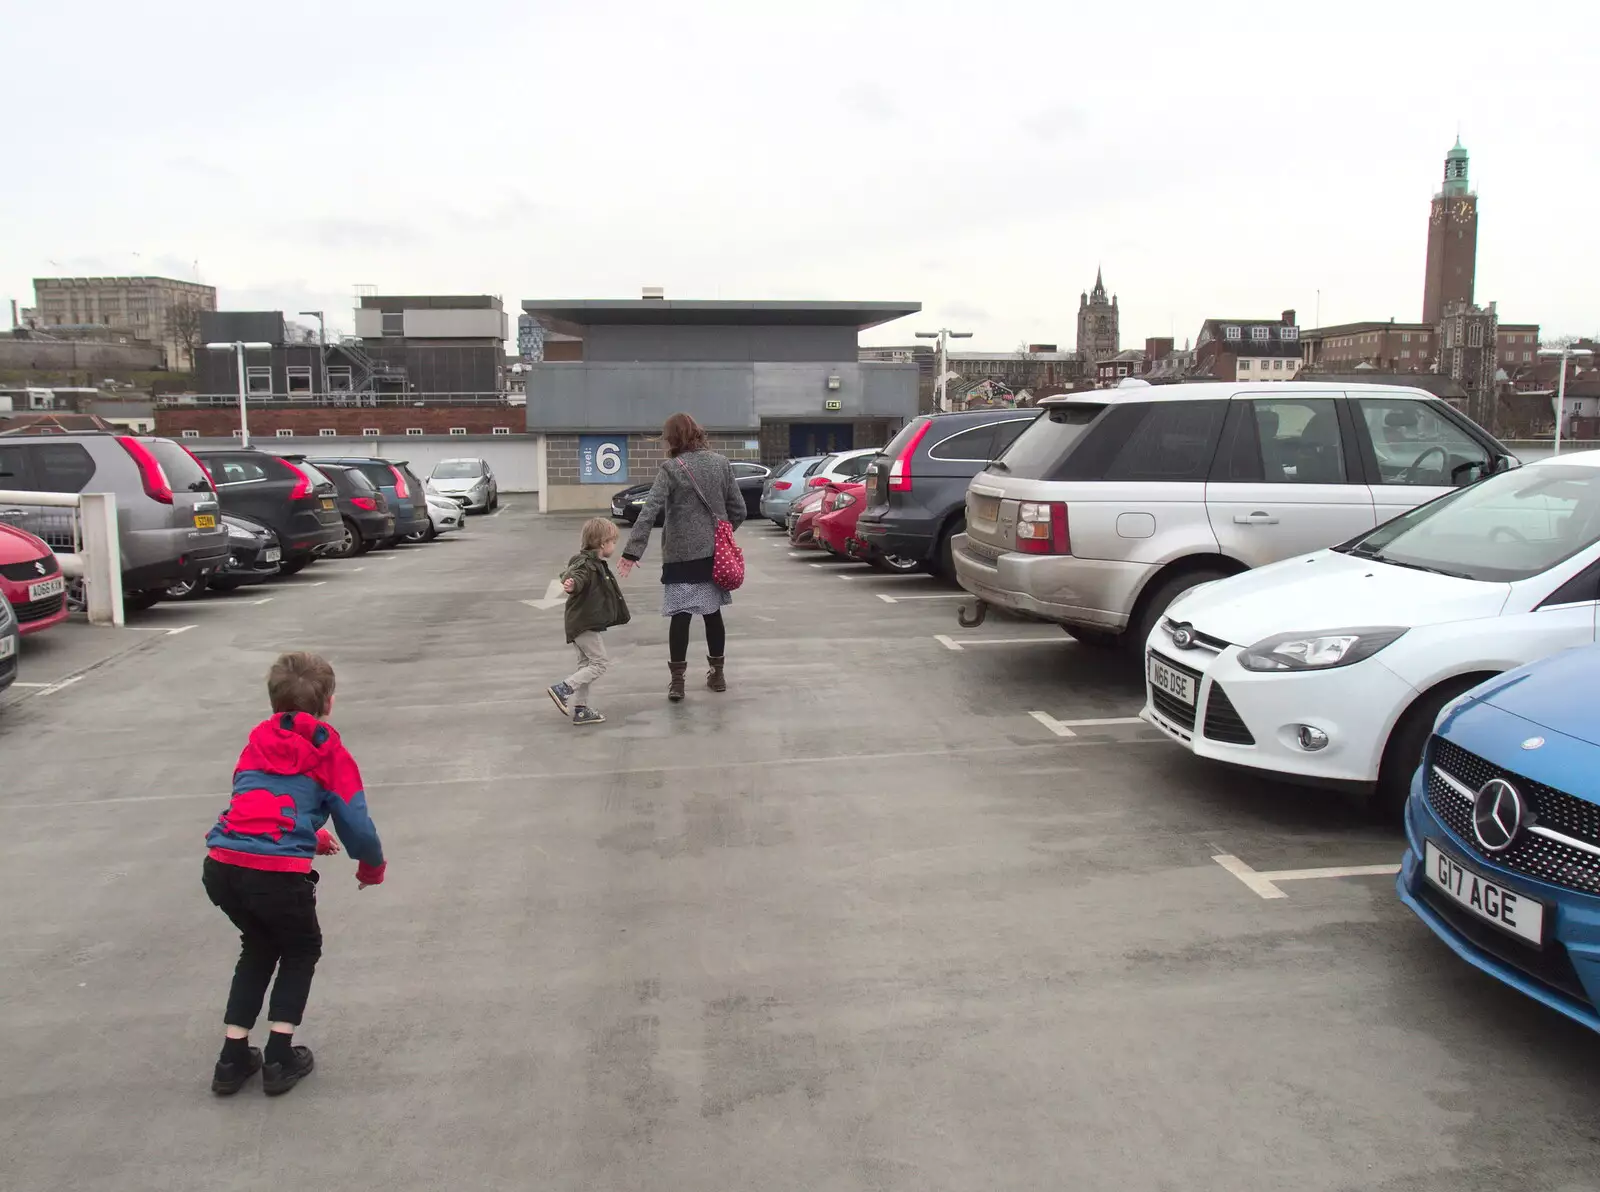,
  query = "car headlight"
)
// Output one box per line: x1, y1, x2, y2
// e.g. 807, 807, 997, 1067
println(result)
226, 523, 254, 541
1238, 627, 1408, 672
631, 497, 645, 506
